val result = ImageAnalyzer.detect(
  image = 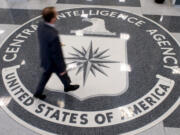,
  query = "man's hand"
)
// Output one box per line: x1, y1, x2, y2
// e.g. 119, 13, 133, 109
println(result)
61, 43, 65, 46
60, 71, 66, 76
60, 42, 65, 46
